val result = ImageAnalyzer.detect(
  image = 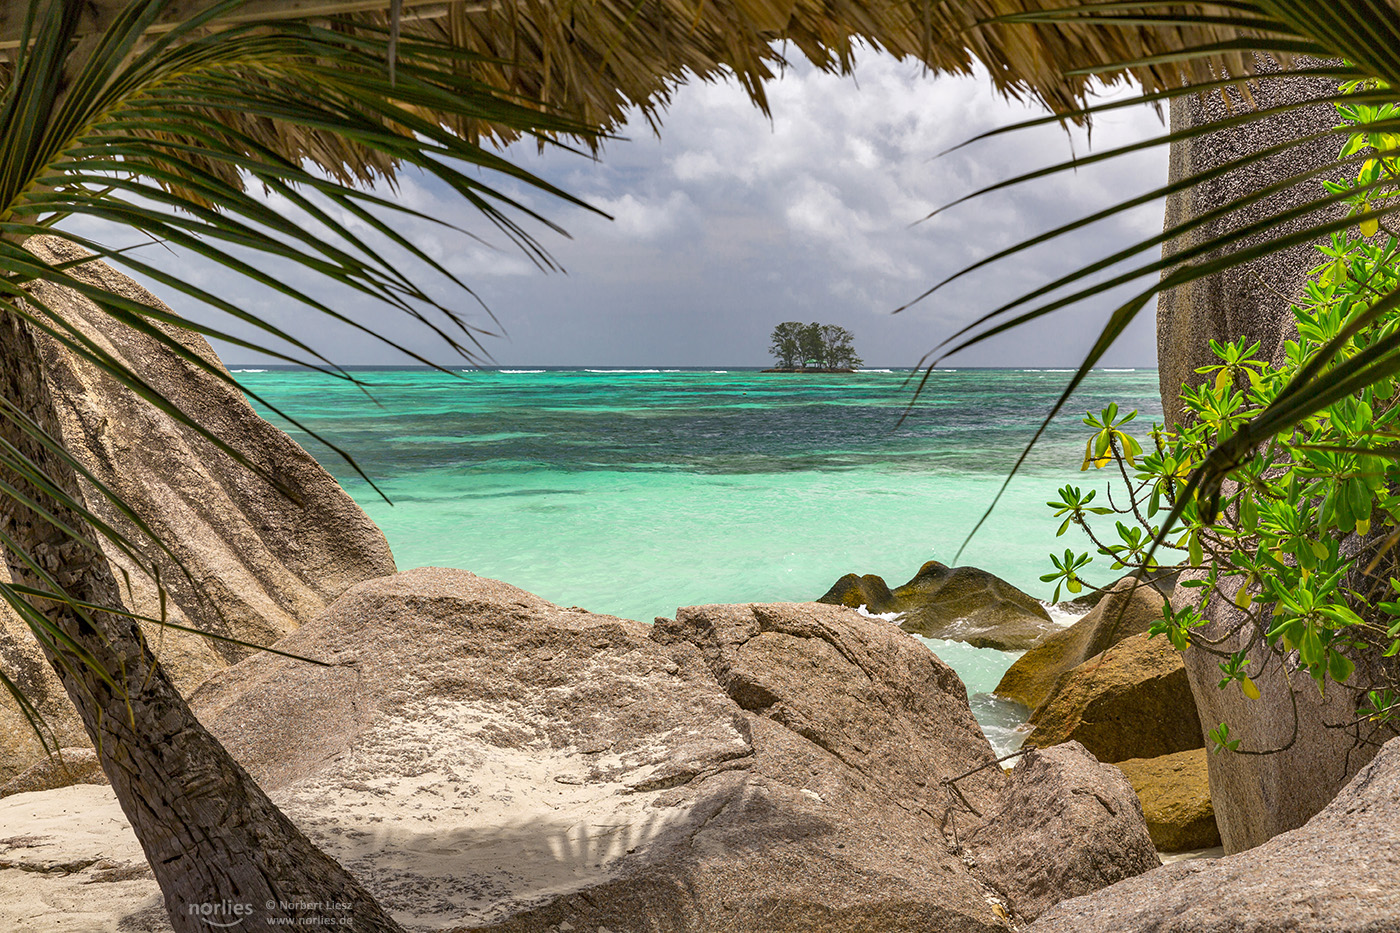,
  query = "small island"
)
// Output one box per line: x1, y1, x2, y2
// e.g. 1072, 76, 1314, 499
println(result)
763, 321, 863, 372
